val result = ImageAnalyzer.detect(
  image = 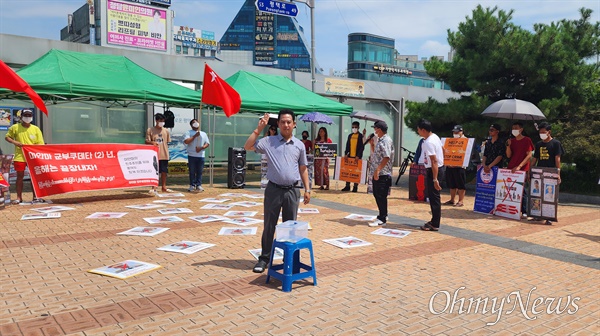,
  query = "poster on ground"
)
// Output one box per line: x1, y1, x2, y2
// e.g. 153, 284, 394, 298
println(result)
22, 143, 159, 197
88, 260, 161, 279
323, 236, 372, 249
334, 157, 367, 184
493, 169, 526, 220
529, 167, 559, 221
117, 227, 169, 236
474, 166, 498, 215
157, 241, 215, 254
